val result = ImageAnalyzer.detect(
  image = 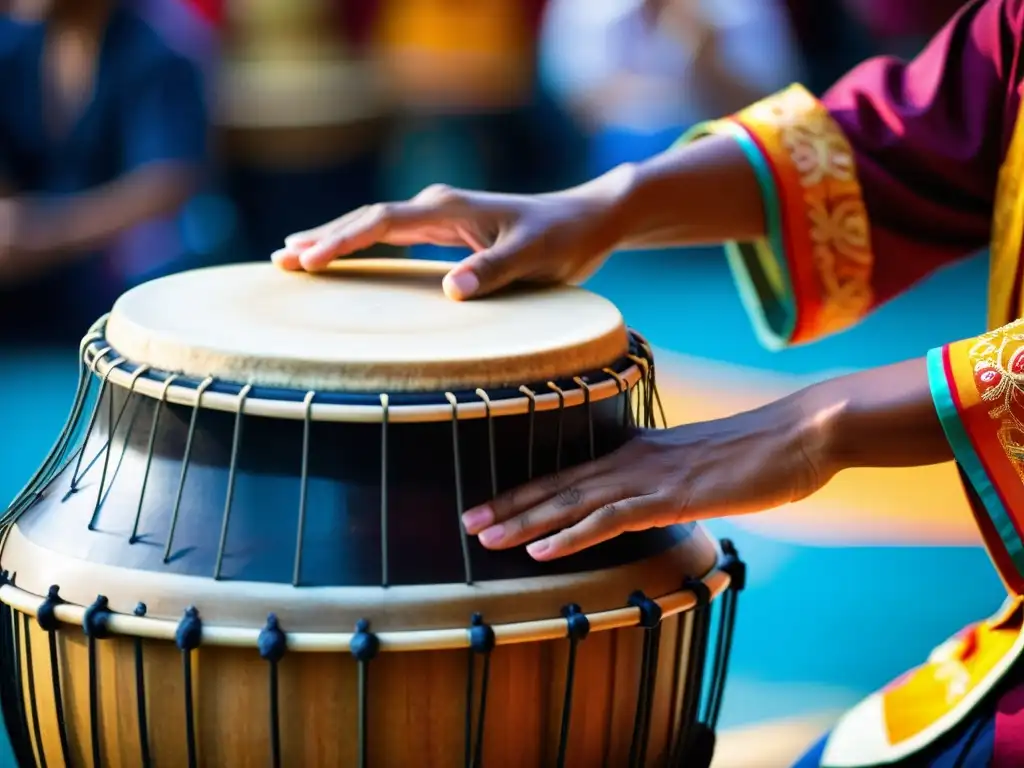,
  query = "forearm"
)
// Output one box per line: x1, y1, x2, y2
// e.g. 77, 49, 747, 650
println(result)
795, 357, 953, 478
29, 163, 198, 256
602, 133, 767, 249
